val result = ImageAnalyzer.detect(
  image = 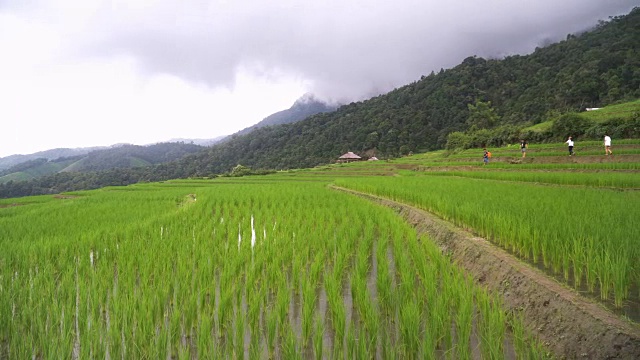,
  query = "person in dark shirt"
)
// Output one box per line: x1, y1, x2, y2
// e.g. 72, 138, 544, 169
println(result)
520, 139, 528, 158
